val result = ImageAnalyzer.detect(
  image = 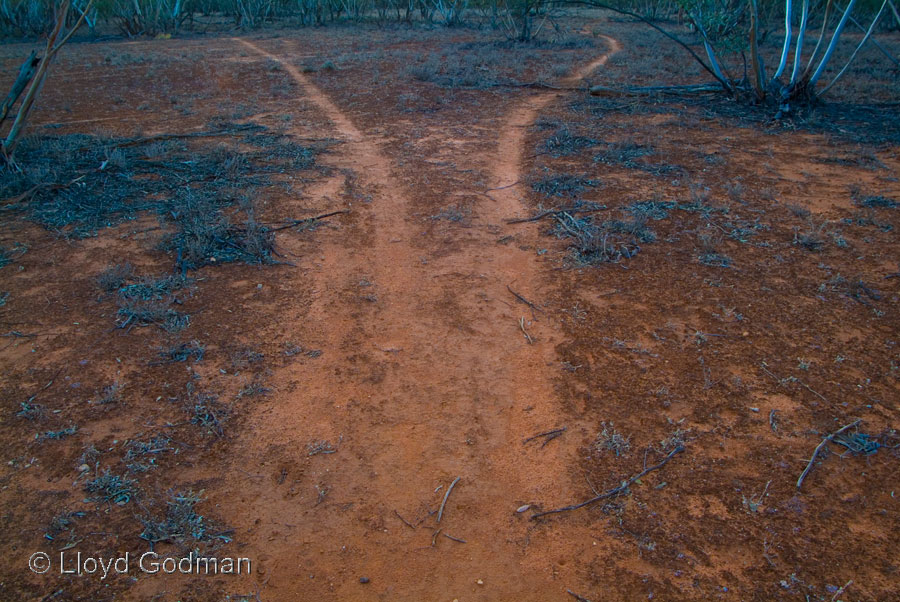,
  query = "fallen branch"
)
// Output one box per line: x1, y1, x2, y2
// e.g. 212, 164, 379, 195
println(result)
1, 175, 86, 206
268, 210, 349, 232
507, 285, 545, 317
531, 446, 684, 520
567, 590, 592, 602
491, 80, 577, 91
831, 579, 853, 601
518, 317, 534, 344
797, 419, 861, 490
506, 204, 606, 224
589, 83, 723, 97
523, 427, 567, 446
437, 476, 461, 523
393, 510, 416, 530
443, 533, 466, 544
